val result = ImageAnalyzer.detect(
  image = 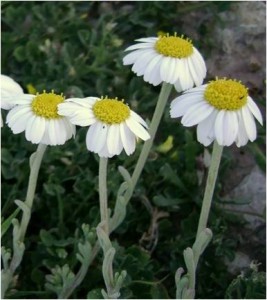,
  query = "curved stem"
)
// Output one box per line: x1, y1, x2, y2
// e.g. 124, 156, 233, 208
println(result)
1, 143, 47, 298
99, 157, 109, 235
196, 141, 223, 238
19, 143, 47, 241
131, 82, 173, 188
